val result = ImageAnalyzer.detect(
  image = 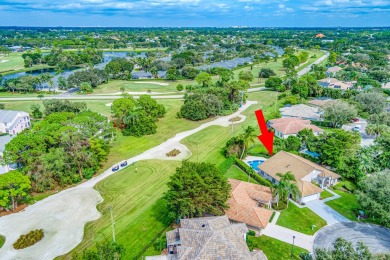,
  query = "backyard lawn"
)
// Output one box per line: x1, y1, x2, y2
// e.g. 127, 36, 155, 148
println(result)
320, 189, 334, 200
276, 203, 327, 235
247, 235, 308, 260
224, 165, 258, 184
60, 160, 181, 259
325, 190, 360, 221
